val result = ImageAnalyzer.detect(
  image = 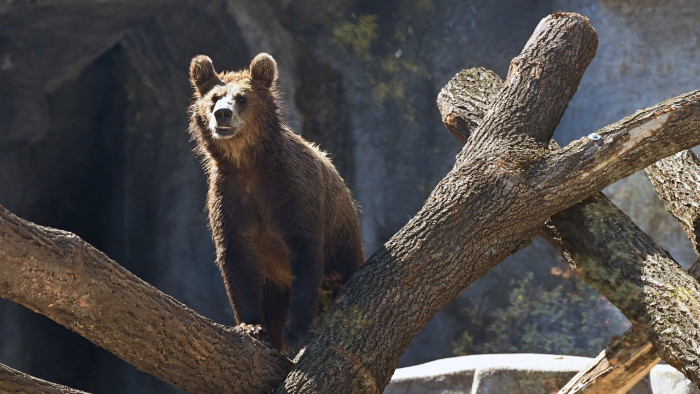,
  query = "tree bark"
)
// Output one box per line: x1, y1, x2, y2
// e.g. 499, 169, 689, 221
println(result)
436, 59, 700, 392
436, 67, 503, 144
545, 193, 700, 388
557, 150, 700, 394
439, 68, 667, 393
280, 12, 700, 393
645, 150, 700, 257
0, 362, 89, 394
0, 205, 292, 393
